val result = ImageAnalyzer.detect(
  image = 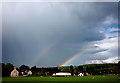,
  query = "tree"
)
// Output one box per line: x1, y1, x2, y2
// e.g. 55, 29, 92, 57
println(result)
2, 63, 5, 76
69, 65, 73, 75
60, 66, 70, 72
118, 61, 120, 67
78, 66, 83, 72
31, 66, 36, 72
83, 66, 87, 72
4, 63, 14, 76
73, 66, 78, 74
40, 68, 45, 76
19, 65, 30, 72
